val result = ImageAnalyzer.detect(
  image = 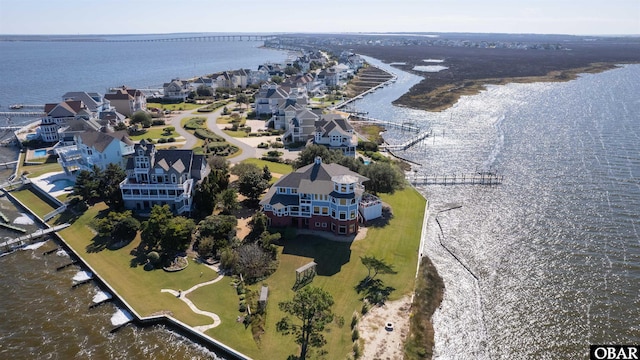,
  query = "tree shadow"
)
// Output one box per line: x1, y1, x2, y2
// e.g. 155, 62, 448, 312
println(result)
281, 235, 352, 277
86, 235, 110, 253
363, 205, 393, 229
129, 243, 149, 268
354, 278, 396, 305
